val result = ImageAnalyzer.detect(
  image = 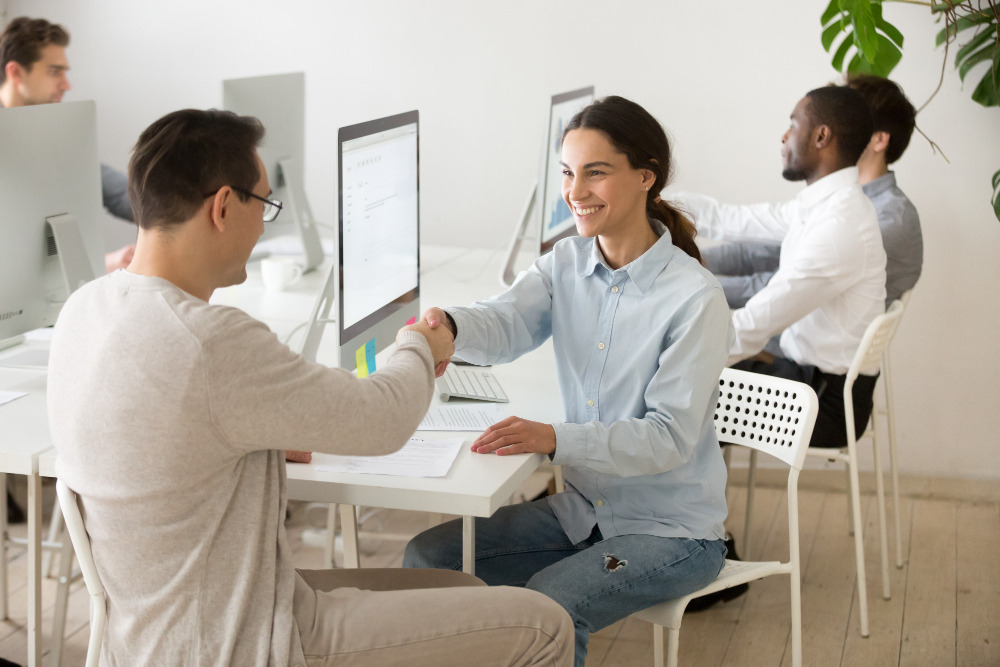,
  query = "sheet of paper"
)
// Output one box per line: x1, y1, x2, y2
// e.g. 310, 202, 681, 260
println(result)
0, 391, 28, 407
315, 436, 464, 478
418, 404, 505, 431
